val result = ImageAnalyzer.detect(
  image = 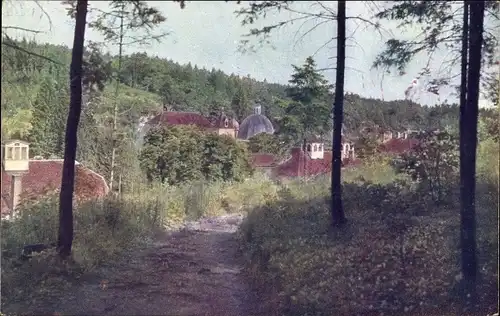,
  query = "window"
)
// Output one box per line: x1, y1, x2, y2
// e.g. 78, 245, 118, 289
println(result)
307, 144, 311, 152
343, 144, 350, 157
4, 144, 29, 160
318, 144, 323, 151
13, 146, 20, 160
21, 147, 28, 160
224, 118, 229, 128
313, 144, 318, 152
6, 147, 13, 160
